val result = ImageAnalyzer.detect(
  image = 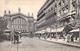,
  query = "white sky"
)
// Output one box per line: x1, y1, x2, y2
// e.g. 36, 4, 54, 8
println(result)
0, 0, 46, 19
